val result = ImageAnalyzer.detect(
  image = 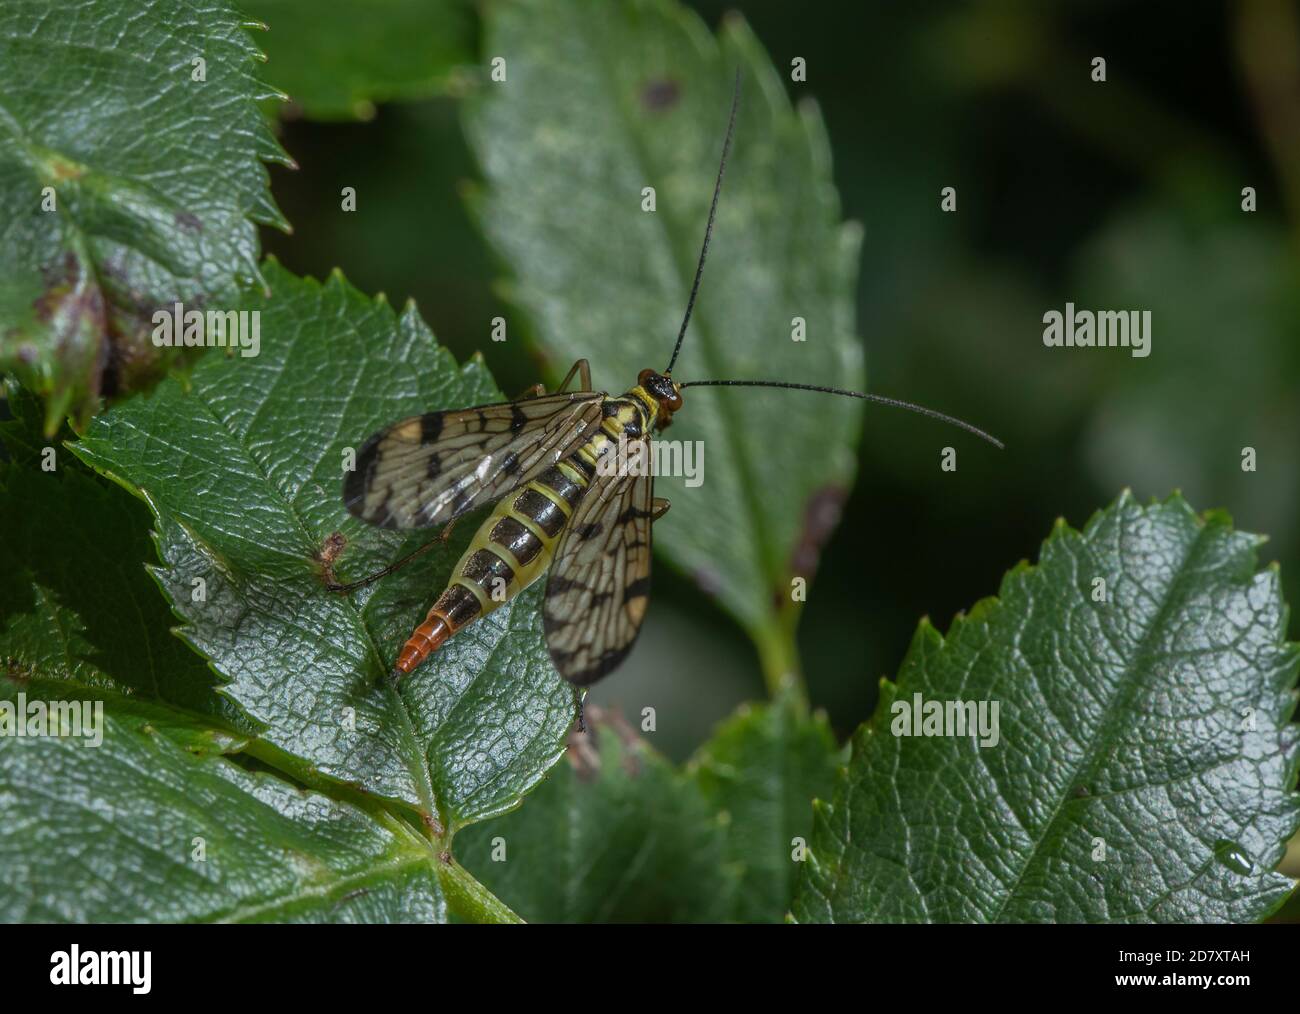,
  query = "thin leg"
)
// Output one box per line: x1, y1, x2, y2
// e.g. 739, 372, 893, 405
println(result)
651, 497, 671, 521
513, 382, 545, 400
556, 358, 592, 394
325, 519, 459, 593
